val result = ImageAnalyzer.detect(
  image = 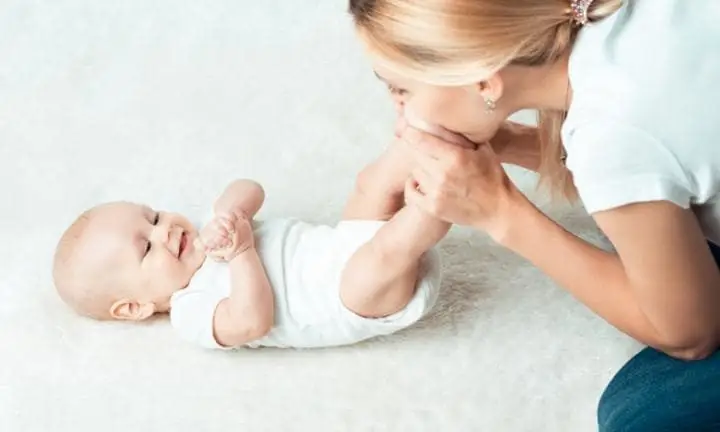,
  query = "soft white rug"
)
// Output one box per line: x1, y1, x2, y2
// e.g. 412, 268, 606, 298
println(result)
0, 1, 642, 431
